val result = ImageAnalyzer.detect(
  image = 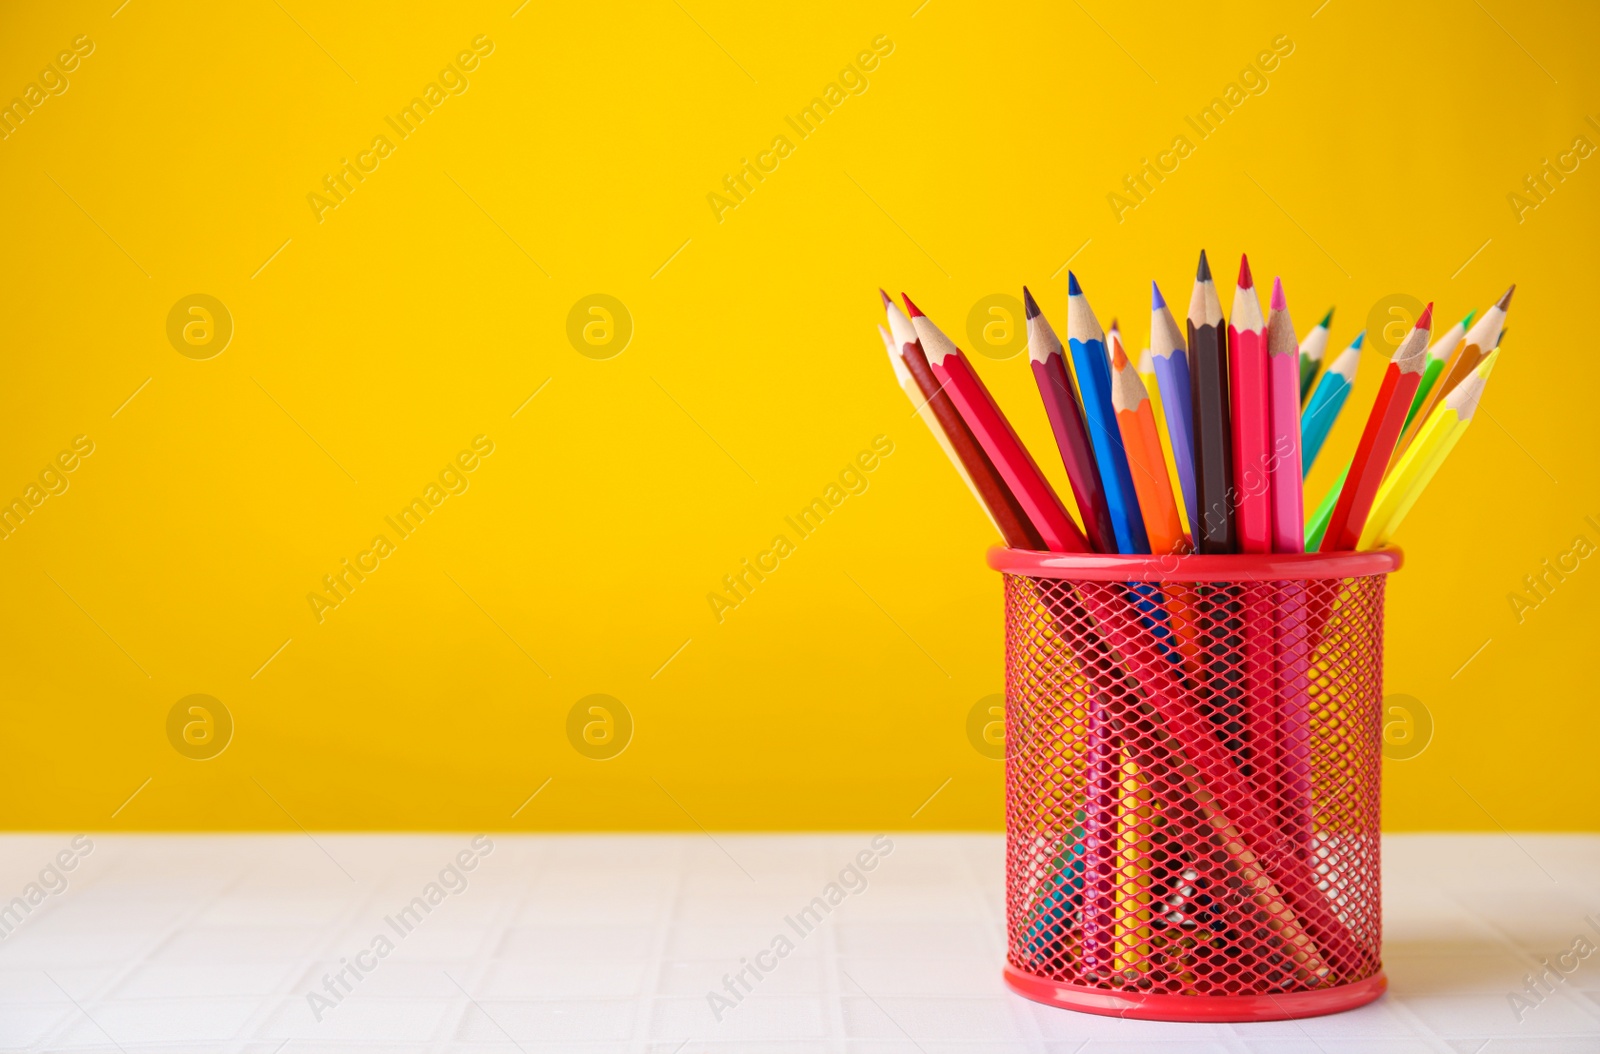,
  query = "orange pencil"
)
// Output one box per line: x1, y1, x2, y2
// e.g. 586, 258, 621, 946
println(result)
1110, 345, 1188, 555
